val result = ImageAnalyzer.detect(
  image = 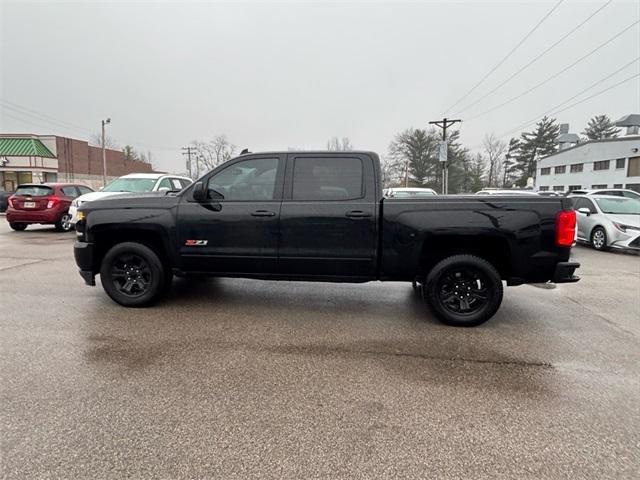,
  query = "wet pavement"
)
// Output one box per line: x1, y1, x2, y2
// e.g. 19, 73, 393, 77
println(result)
1, 220, 639, 479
